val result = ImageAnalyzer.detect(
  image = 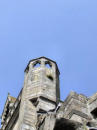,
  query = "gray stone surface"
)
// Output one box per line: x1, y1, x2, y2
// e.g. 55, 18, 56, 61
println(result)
1, 57, 97, 130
